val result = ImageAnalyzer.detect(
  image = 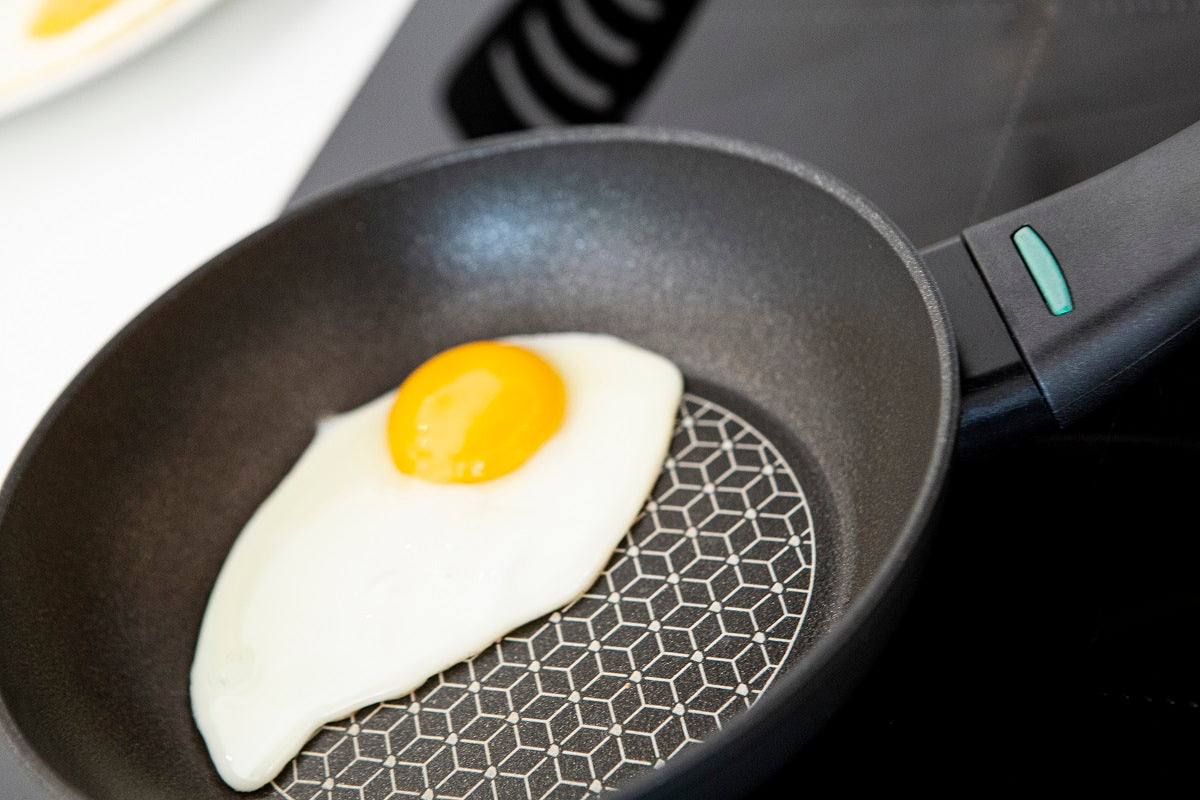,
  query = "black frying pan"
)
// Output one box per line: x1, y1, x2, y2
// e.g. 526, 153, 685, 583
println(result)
1, 124, 1197, 800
